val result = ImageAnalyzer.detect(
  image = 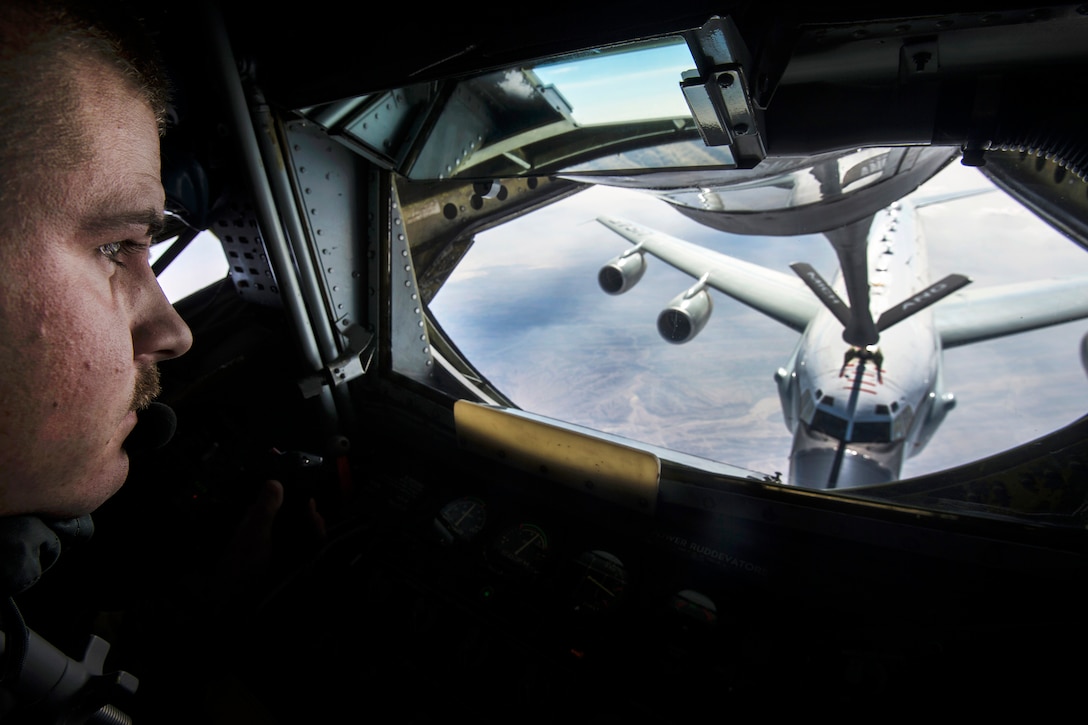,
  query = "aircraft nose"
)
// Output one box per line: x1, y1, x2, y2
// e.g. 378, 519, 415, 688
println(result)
789, 423, 904, 488
790, 446, 899, 488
